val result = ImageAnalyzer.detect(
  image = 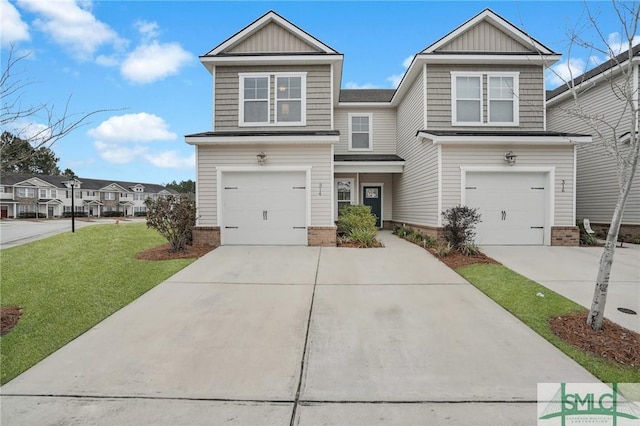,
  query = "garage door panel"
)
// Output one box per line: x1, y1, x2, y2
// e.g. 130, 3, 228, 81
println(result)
466, 172, 547, 245
221, 171, 307, 246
